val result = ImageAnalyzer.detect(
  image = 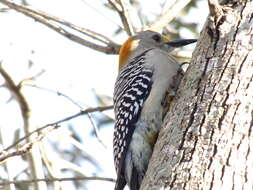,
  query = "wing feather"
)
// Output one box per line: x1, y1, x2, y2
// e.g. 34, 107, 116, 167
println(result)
113, 49, 153, 190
